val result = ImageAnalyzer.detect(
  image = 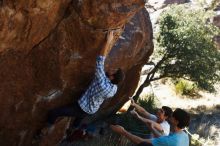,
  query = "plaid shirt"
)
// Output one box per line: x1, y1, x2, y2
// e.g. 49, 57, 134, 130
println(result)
78, 56, 117, 114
